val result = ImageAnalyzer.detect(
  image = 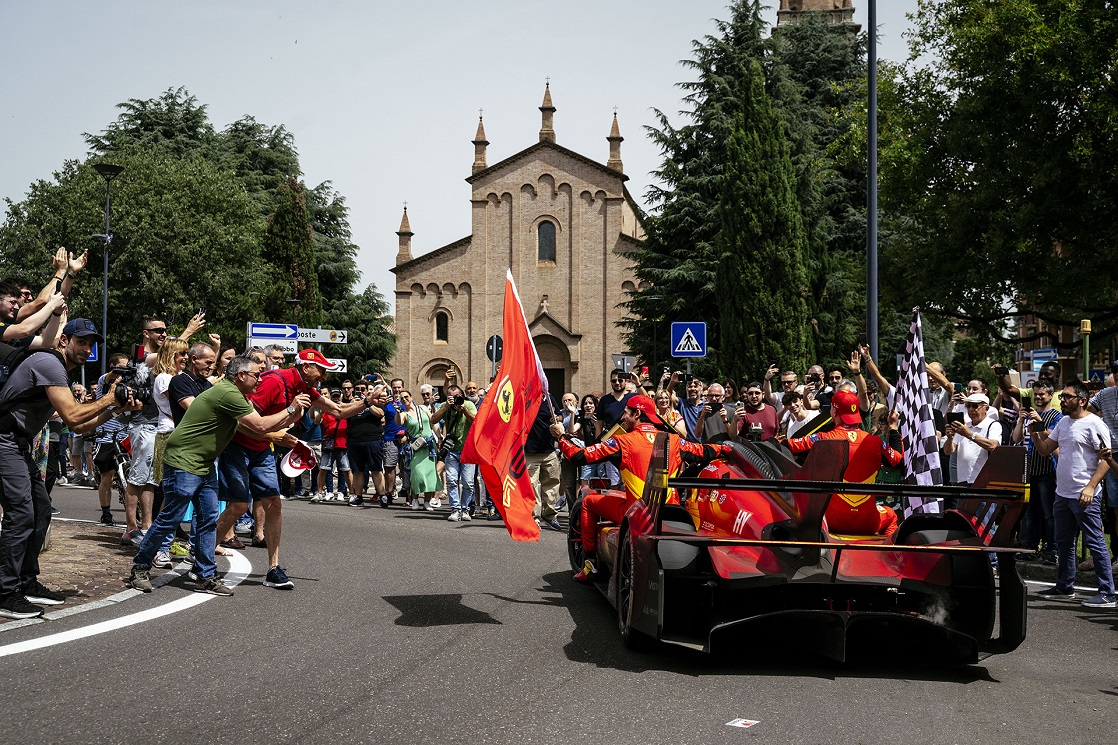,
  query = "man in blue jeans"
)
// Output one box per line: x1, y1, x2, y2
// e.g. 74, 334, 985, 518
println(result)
431, 383, 477, 521
130, 355, 302, 595
1029, 380, 1115, 608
